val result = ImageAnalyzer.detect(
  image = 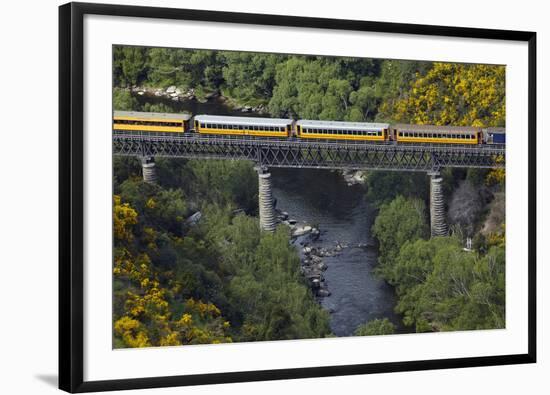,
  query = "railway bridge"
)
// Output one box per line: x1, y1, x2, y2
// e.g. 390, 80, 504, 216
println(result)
113, 133, 505, 237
